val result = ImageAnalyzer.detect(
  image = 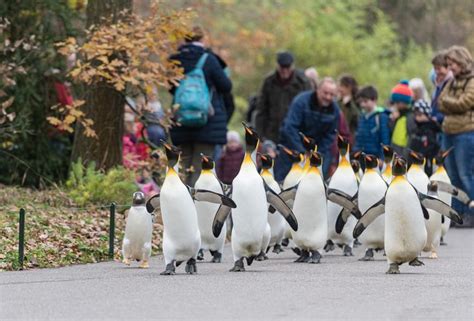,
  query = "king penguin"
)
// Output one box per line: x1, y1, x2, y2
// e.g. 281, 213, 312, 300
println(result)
291, 151, 328, 263
194, 154, 226, 263
326, 134, 359, 256
356, 154, 387, 261
260, 154, 286, 254
407, 151, 442, 259
227, 123, 297, 272
122, 192, 153, 268
430, 149, 453, 245
146, 142, 236, 275
353, 157, 462, 274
